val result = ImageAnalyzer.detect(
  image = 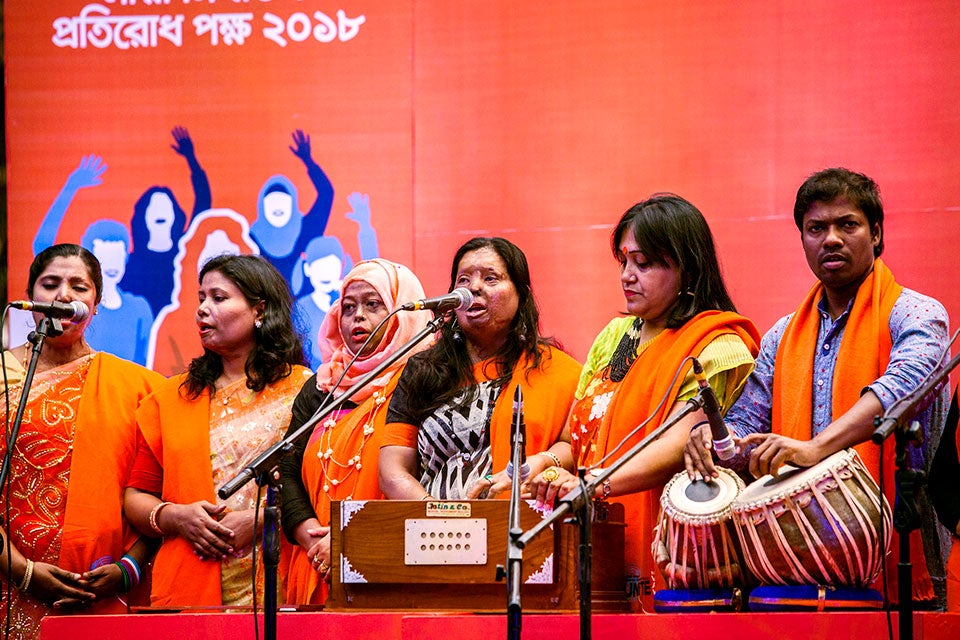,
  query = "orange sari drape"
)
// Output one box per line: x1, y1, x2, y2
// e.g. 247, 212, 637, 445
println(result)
772, 259, 931, 600
1, 353, 162, 638
285, 376, 400, 605
137, 367, 309, 607
572, 311, 761, 590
